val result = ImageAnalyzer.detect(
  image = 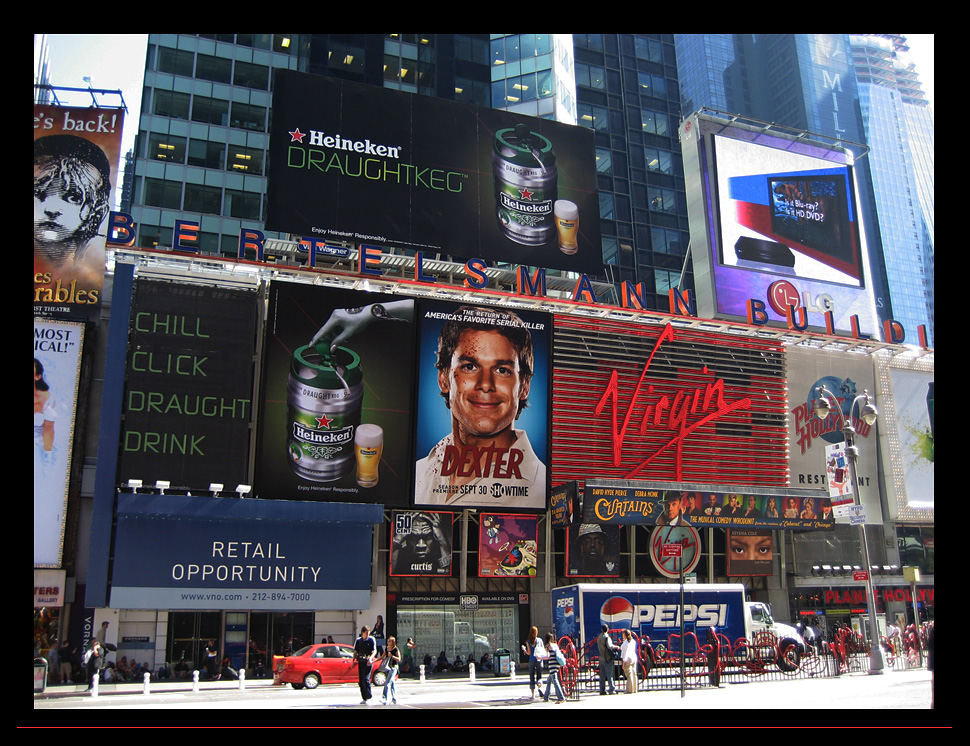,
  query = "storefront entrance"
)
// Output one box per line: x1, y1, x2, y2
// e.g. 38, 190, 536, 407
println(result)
167, 611, 222, 673
167, 610, 314, 675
